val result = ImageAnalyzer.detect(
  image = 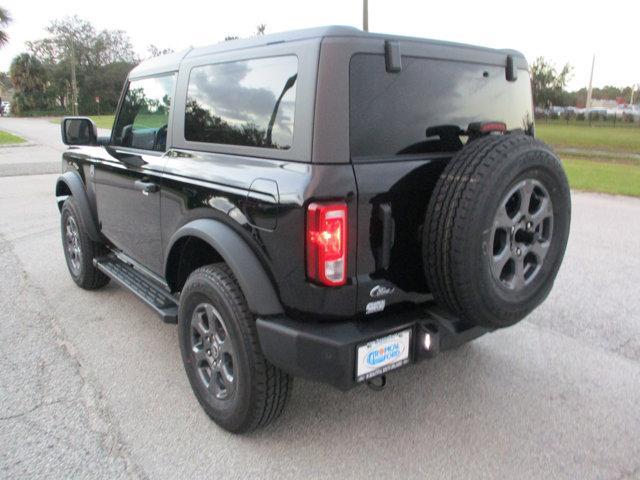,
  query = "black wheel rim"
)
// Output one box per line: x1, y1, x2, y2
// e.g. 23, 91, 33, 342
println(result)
190, 303, 237, 401
65, 216, 82, 276
489, 178, 553, 291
